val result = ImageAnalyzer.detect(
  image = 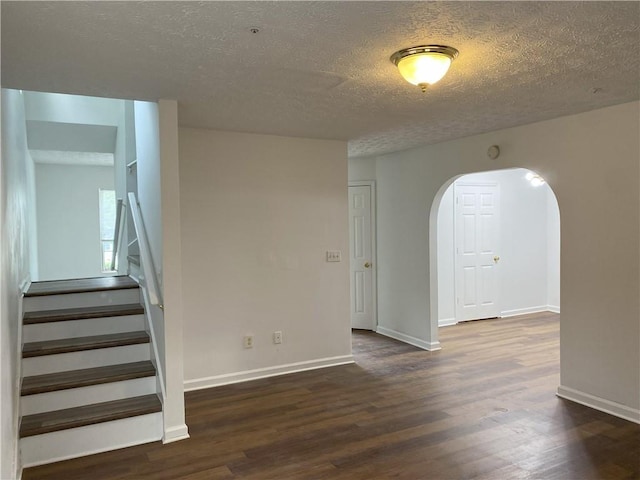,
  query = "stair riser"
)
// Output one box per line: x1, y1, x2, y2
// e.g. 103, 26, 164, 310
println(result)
22, 344, 151, 376
23, 315, 146, 342
24, 289, 141, 313
20, 412, 163, 467
21, 376, 157, 415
